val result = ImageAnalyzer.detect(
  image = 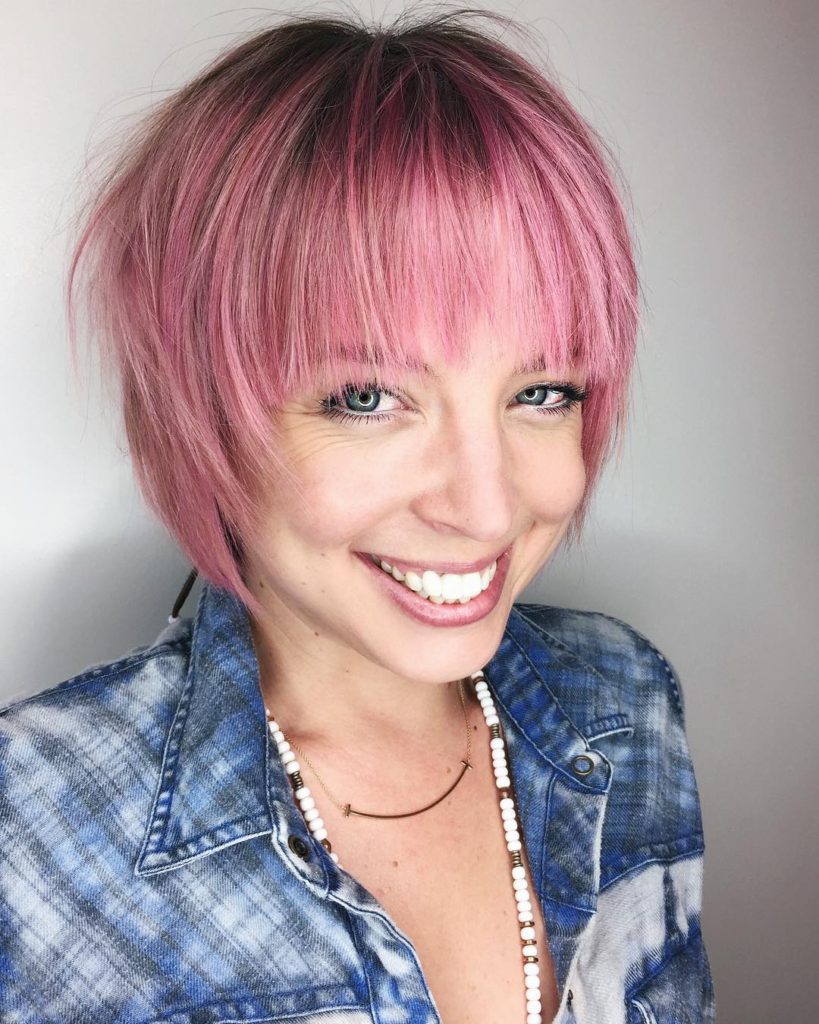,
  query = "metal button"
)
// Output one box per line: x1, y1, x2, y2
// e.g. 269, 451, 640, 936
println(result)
571, 754, 595, 777
287, 834, 310, 860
